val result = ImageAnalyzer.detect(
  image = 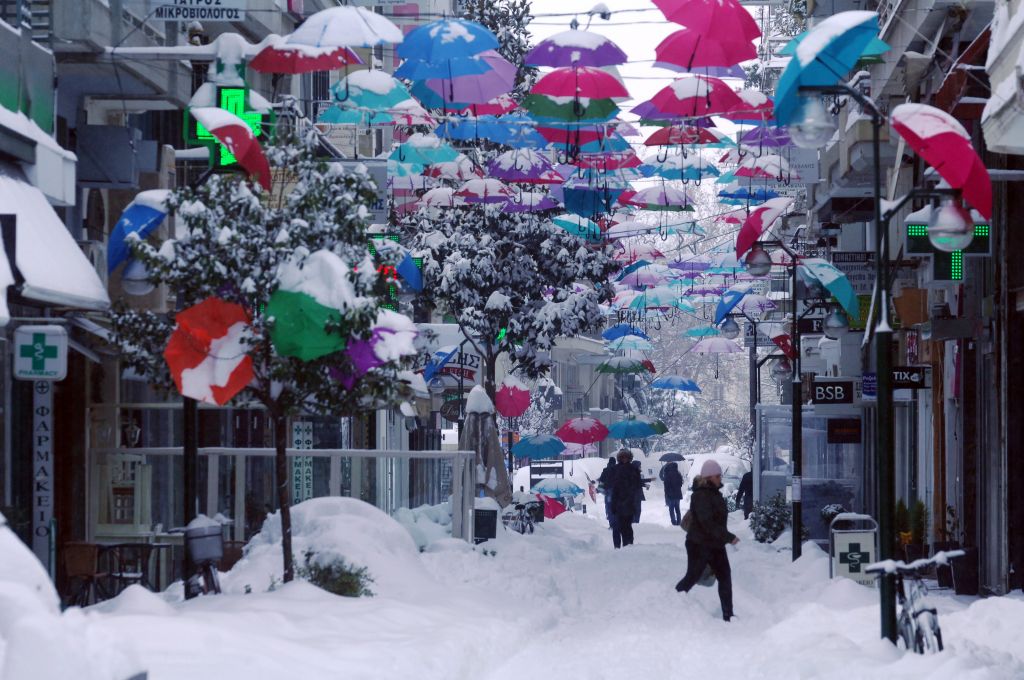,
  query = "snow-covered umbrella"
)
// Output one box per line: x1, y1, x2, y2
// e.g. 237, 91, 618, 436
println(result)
250, 39, 362, 74
735, 197, 795, 258
551, 214, 602, 242
525, 29, 628, 67
495, 375, 531, 418
653, 0, 762, 42
487, 149, 563, 185
555, 416, 609, 445
691, 337, 743, 354
287, 6, 403, 48
654, 27, 757, 70
628, 286, 680, 311
391, 133, 459, 166
607, 334, 654, 351
189, 107, 271, 190
799, 258, 860, 320
418, 187, 464, 208
511, 434, 565, 460
596, 357, 653, 375
652, 375, 701, 392
455, 178, 514, 204
626, 185, 694, 212
602, 323, 650, 342
106, 189, 170, 274
423, 155, 483, 181
640, 75, 744, 119
163, 297, 253, 406
608, 415, 668, 439
683, 326, 720, 338
503, 192, 560, 213
531, 478, 585, 498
